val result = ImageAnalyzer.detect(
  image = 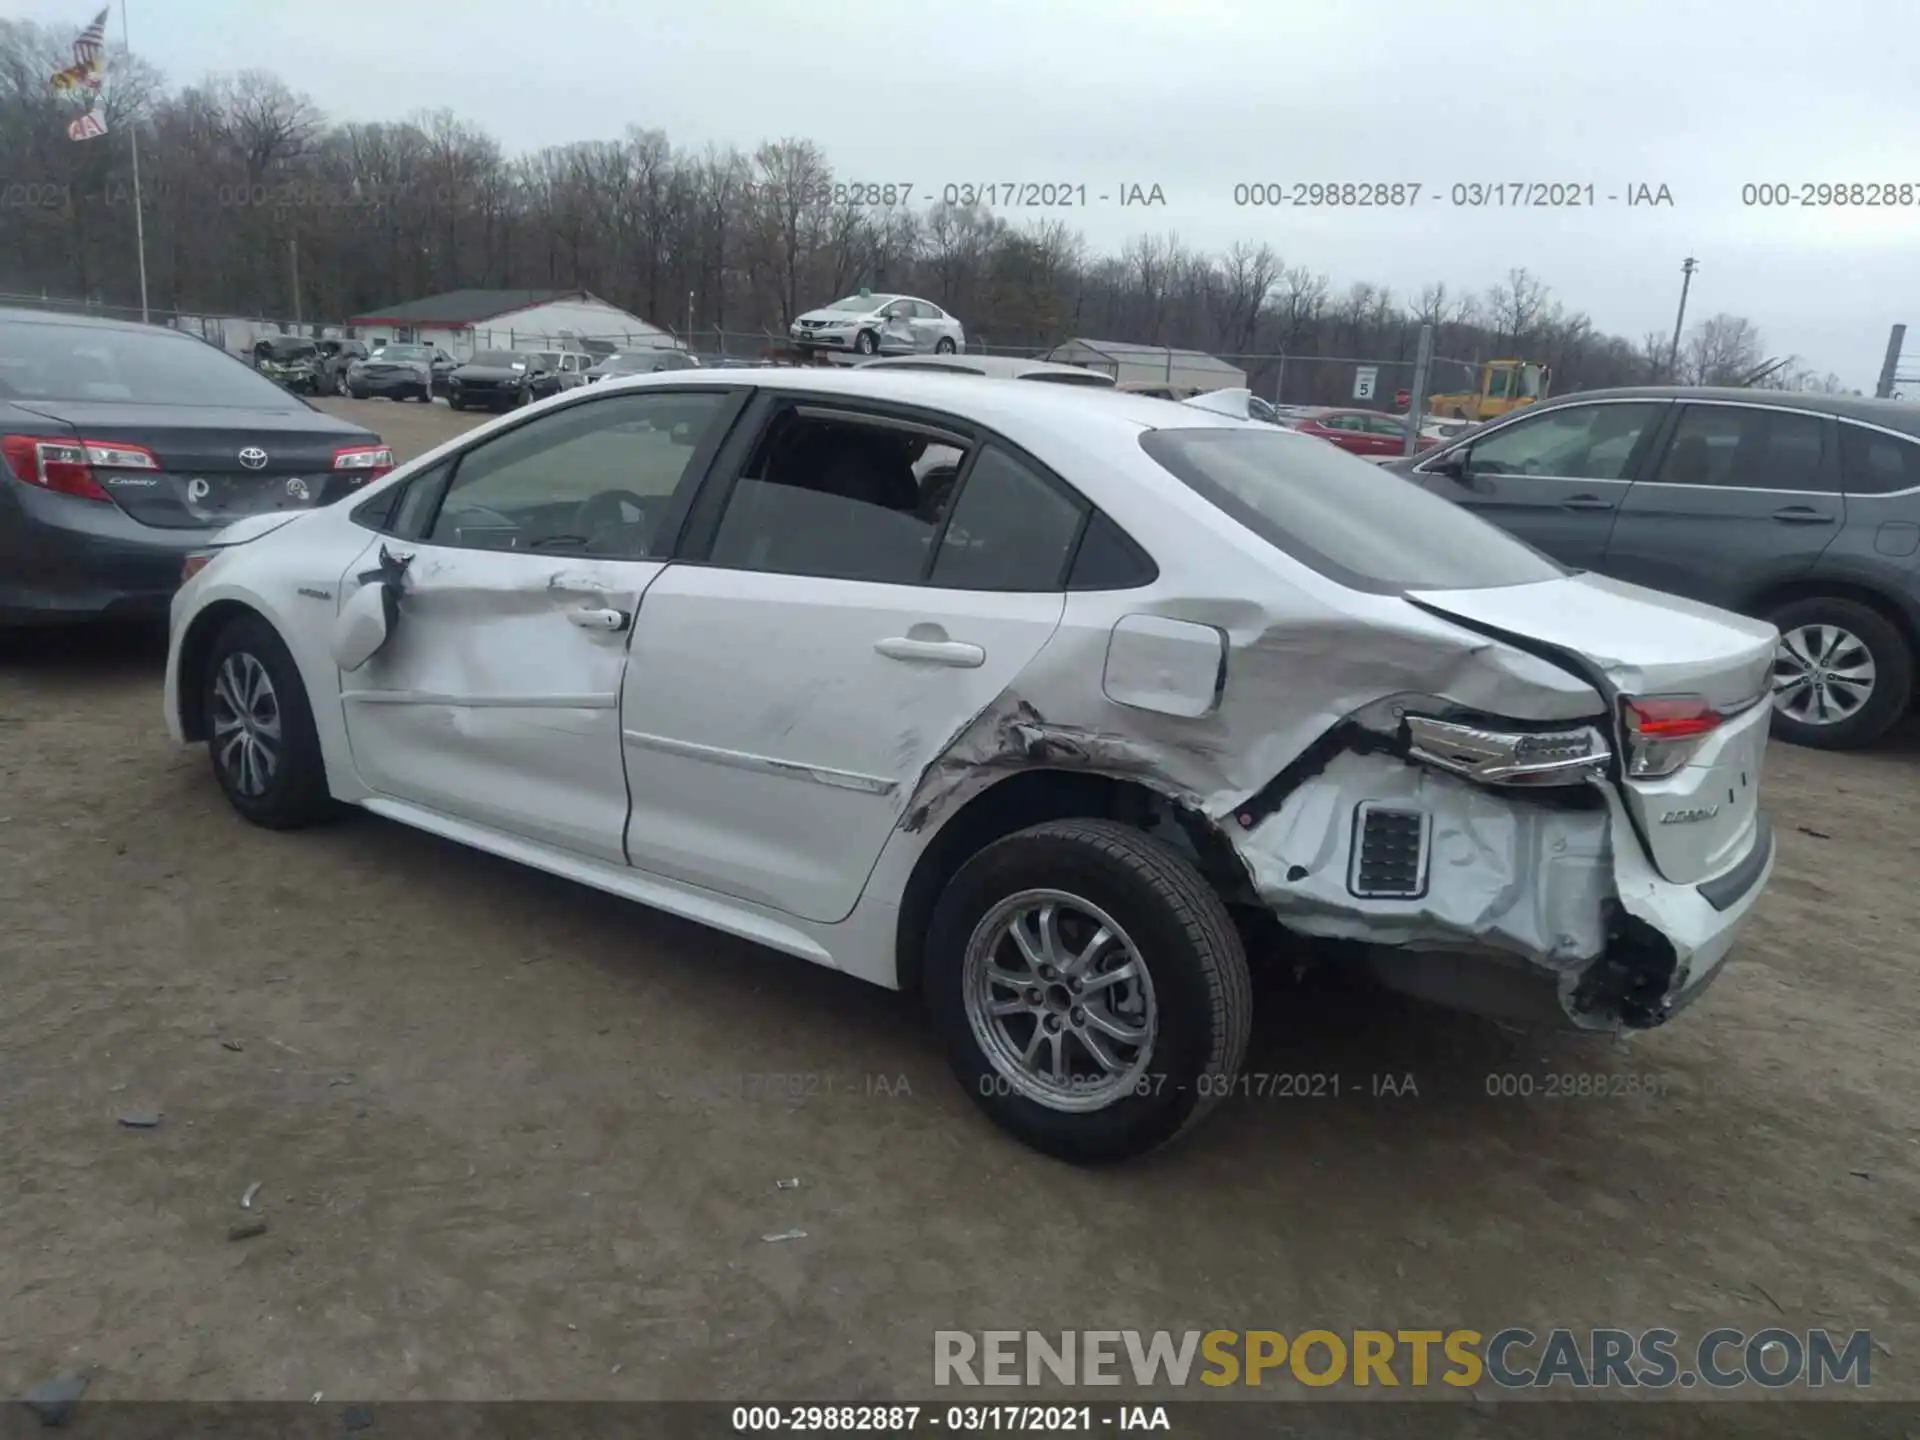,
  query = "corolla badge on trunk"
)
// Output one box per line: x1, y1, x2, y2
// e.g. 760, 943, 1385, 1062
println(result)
1660, 805, 1721, 824
238, 447, 269, 469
